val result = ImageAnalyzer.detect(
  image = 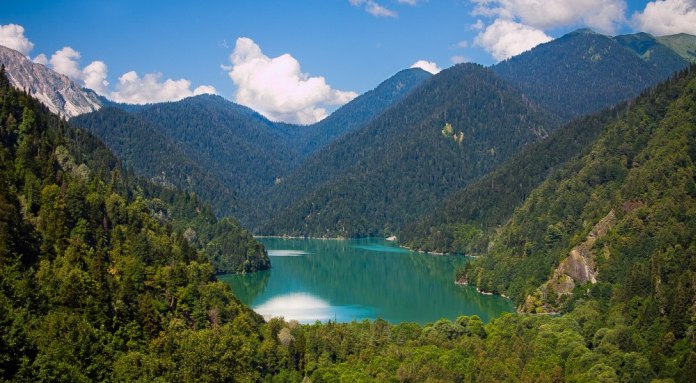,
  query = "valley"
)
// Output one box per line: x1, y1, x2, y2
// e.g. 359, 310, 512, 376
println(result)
0, 9, 694, 382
